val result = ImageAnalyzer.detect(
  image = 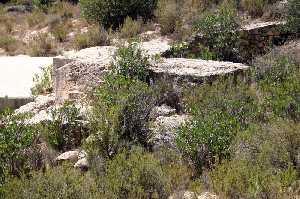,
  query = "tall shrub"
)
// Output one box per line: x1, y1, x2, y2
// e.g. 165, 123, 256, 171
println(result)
79, 0, 157, 29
